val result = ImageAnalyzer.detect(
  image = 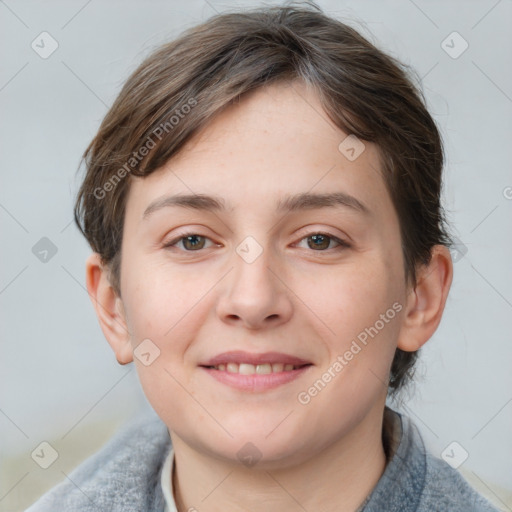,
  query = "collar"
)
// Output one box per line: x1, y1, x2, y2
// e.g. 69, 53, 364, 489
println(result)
161, 445, 177, 512
357, 406, 426, 511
